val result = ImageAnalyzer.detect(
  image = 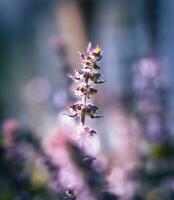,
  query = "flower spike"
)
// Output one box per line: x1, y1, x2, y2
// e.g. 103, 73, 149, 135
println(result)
65, 43, 104, 134
63, 42, 105, 199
